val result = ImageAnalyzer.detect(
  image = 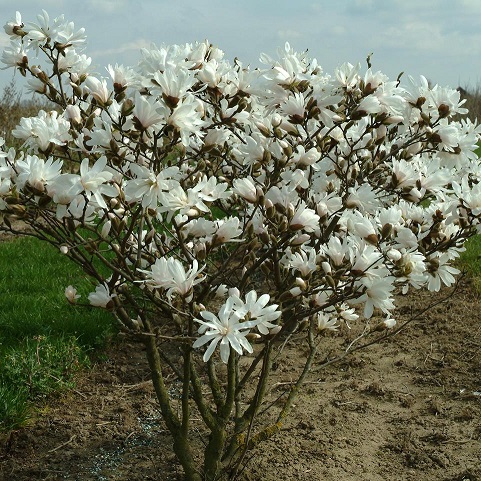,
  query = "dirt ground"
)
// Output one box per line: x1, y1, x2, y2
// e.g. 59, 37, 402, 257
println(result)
1, 278, 480, 481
